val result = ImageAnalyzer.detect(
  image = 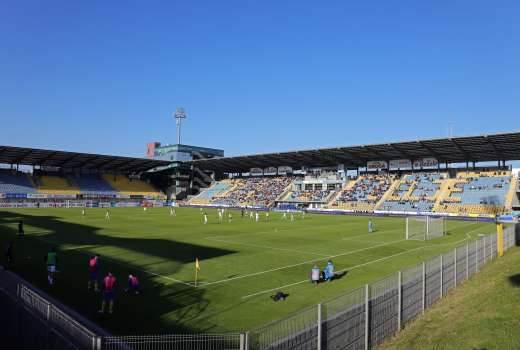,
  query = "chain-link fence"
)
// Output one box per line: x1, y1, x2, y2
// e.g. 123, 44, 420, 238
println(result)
103, 333, 245, 350
1, 225, 517, 350
248, 225, 516, 350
